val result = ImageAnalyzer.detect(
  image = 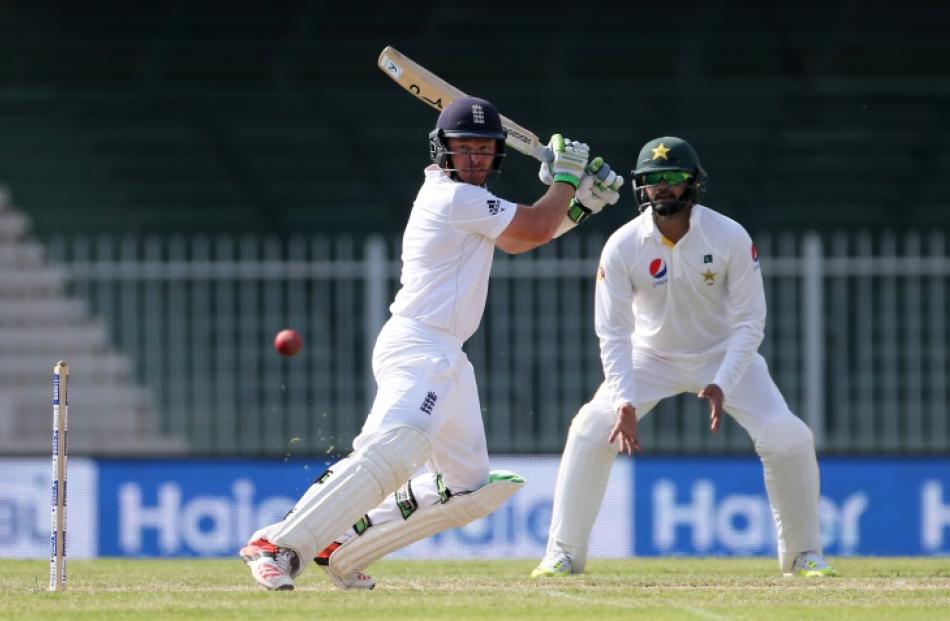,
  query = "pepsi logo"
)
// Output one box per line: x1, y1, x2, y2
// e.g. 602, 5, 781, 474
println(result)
751, 242, 759, 262
649, 258, 667, 279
